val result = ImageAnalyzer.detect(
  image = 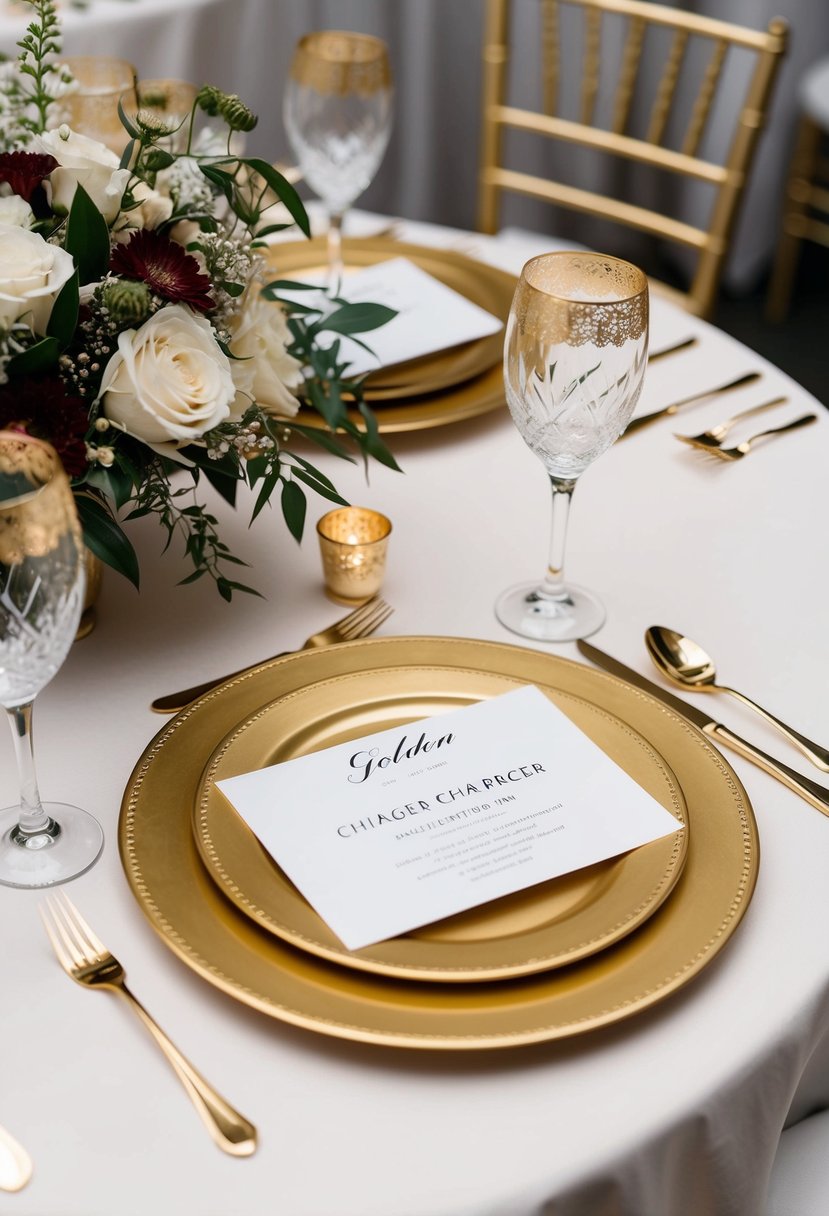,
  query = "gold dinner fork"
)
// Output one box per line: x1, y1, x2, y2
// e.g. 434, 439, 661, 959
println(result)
40, 894, 257, 1158
697, 413, 817, 461
151, 595, 394, 713
674, 395, 789, 451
